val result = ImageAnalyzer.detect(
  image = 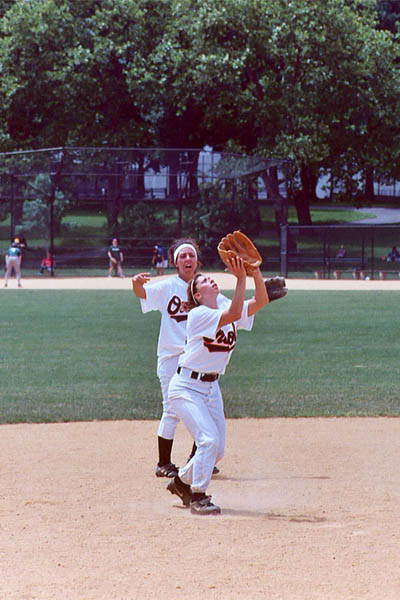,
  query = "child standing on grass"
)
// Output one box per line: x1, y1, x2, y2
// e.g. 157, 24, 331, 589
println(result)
166, 256, 268, 515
